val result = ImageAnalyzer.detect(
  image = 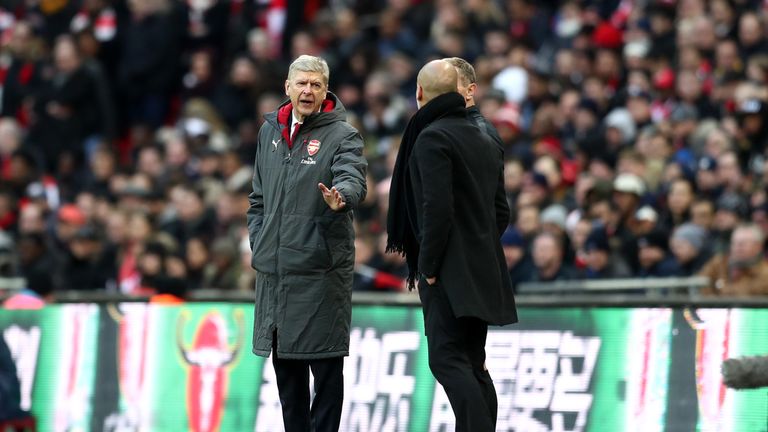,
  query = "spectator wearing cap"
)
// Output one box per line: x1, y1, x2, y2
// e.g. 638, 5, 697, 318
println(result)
669, 103, 699, 149
700, 223, 768, 296
637, 229, 681, 278
713, 191, 748, 253
695, 155, 722, 201
613, 173, 647, 272
58, 225, 115, 291
671, 223, 713, 276
518, 171, 551, 209
54, 203, 87, 250
634, 205, 659, 237
500, 226, 532, 291
735, 97, 768, 154
604, 108, 637, 151
527, 231, 575, 283
580, 225, 632, 280
540, 203, 575, 263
